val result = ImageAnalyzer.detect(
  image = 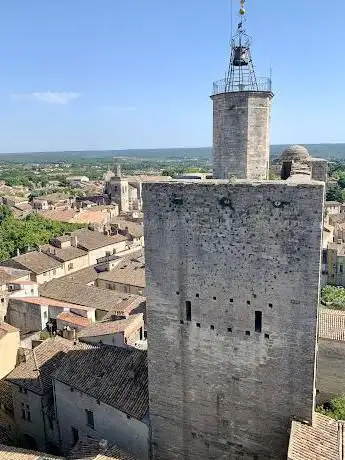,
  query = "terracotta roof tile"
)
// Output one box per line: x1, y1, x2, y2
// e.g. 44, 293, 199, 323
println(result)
0, 266, 30, 286
7, 337, 90, 395
68, 439, 136, 460
40, 245, 87, 262
78, 314, 143, 338
0, 444, 62, 459
53, 346, 148, 419
56, 312, 91, 328
71, 229, 120, 251
15, 296, 94, 312
97, 261, 145, 288
0, 322, 19, 339
40, 279, 145, 314
3, 251, 62, 275
288, 413, 341, 460
318, 308, 345, 341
